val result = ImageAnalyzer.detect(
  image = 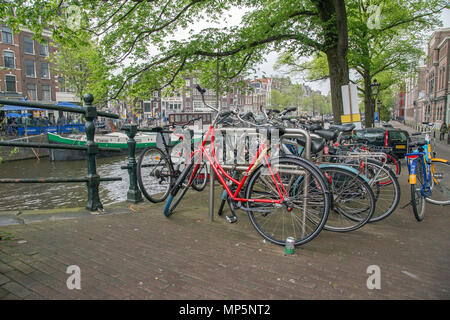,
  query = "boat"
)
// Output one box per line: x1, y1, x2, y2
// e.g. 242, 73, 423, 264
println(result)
47, 130, 203, 161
